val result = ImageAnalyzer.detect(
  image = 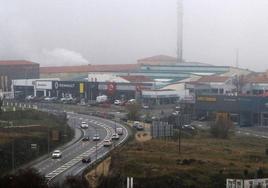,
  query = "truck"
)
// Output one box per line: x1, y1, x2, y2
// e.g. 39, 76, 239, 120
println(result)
96, 95, 108, 103
116, 127, 123, 135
